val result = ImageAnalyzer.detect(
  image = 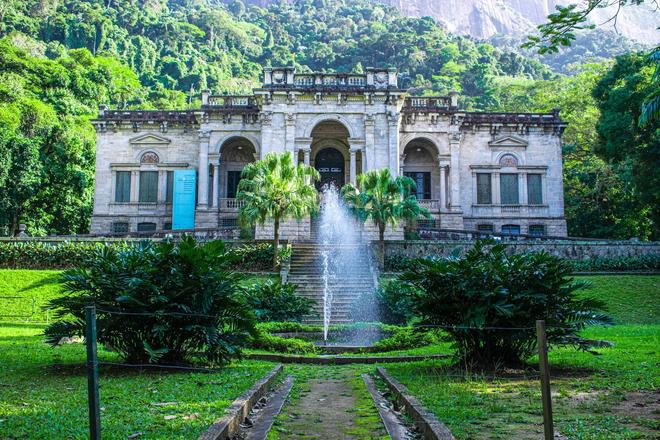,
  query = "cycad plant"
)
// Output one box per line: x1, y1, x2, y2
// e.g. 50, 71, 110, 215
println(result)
237, 151, 320, 269
44, 236, 255, 365
401, 241, 613, 368
341, 168, 430, 268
